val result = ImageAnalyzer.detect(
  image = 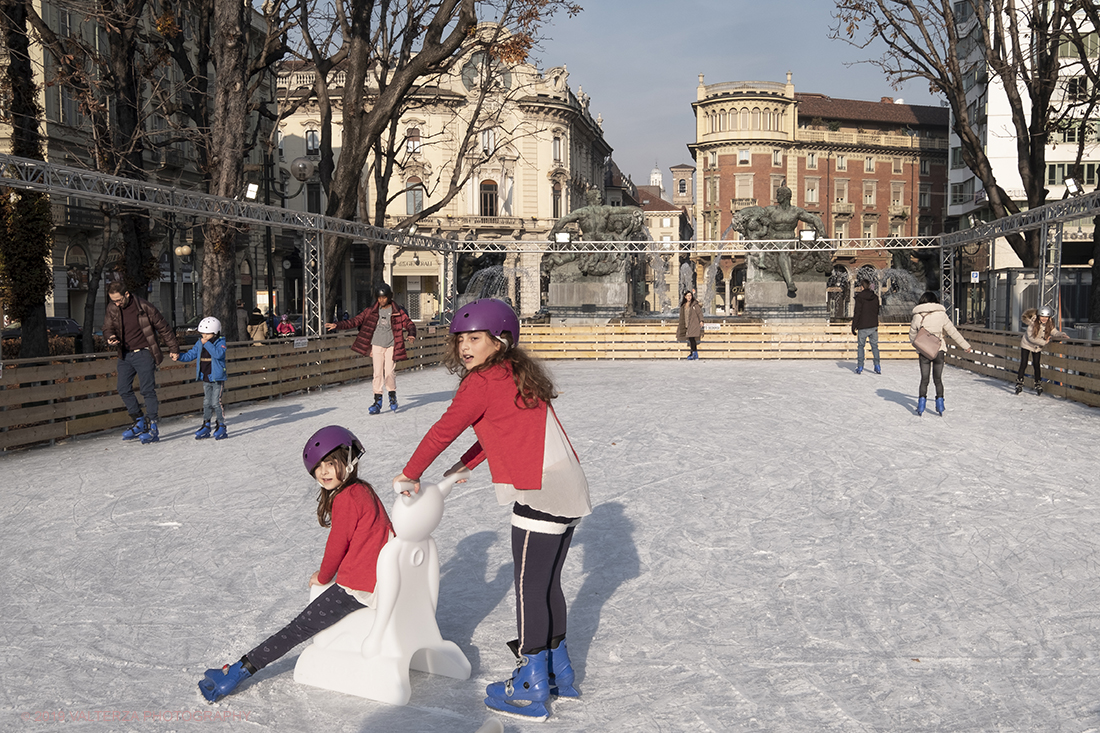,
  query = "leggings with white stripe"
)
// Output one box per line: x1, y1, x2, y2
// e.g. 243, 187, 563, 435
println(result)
511, 512, 577, 656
